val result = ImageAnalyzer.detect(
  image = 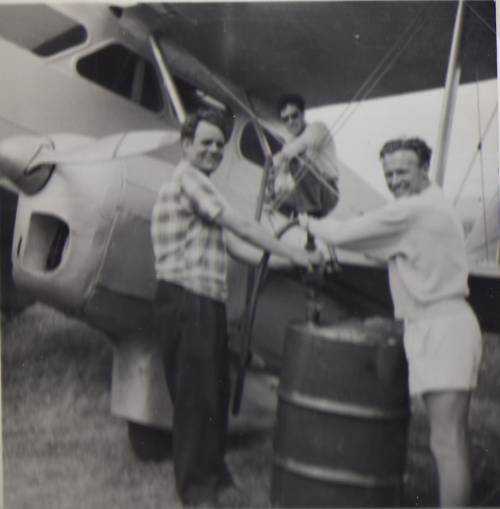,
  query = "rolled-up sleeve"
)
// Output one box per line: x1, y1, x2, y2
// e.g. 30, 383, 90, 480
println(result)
181, 168, 227, 222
